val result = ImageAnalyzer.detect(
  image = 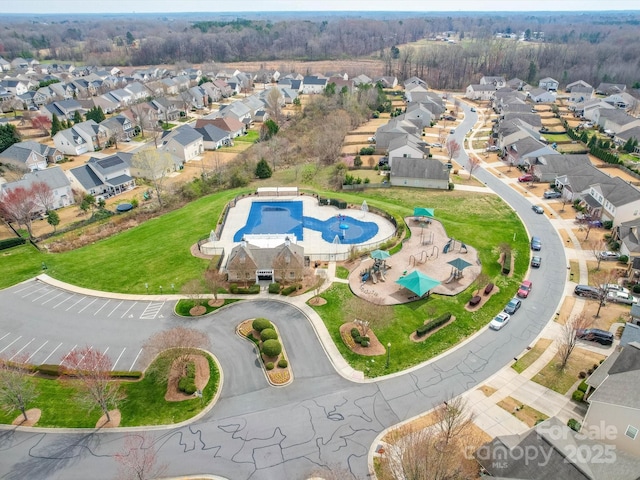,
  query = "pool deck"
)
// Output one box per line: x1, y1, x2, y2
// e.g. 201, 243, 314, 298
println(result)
213, 194, 396, 260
